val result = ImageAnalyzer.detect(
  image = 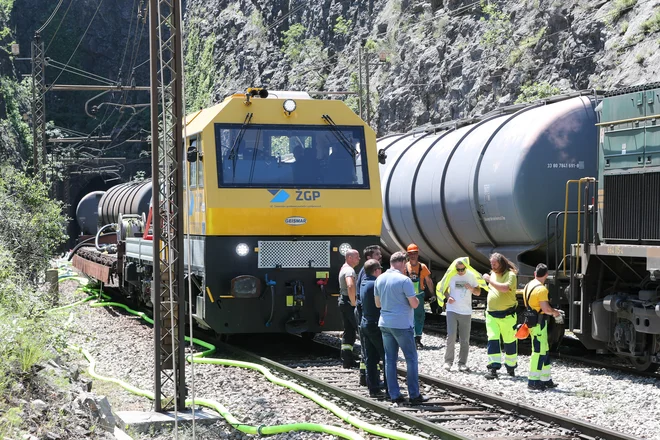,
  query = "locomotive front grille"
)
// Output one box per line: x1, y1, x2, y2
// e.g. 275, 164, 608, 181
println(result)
603, 172, 660, 242
258, 240, 331, 268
